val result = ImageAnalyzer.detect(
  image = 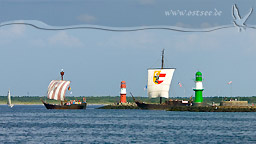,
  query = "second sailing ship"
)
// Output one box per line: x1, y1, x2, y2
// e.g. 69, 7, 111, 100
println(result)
133, 50, 191, 110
